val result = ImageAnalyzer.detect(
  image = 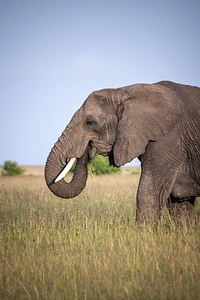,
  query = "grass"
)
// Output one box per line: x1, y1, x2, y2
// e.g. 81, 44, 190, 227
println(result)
0, 169, 200, 300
